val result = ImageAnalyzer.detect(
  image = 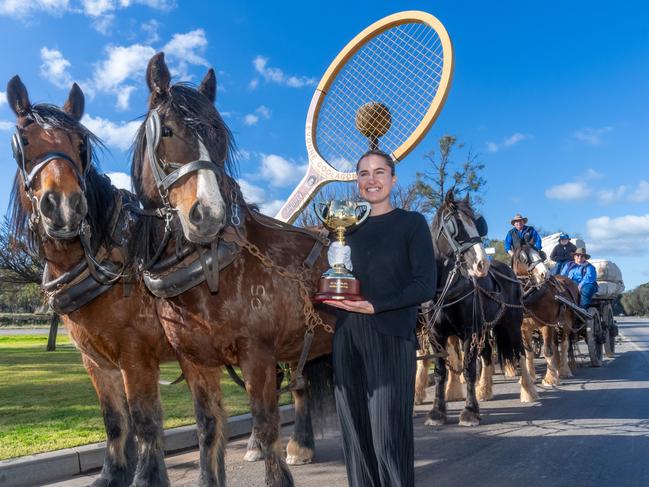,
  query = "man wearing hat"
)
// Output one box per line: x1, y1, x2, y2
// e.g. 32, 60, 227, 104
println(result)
550, 233, 577, 275
504, 213, 542, 255
561, 248, 599, 309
